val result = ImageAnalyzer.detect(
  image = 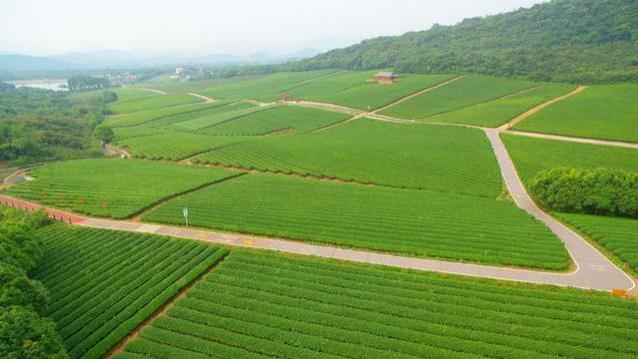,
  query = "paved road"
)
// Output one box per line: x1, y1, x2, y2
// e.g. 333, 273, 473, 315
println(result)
503, 130, 638, 149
